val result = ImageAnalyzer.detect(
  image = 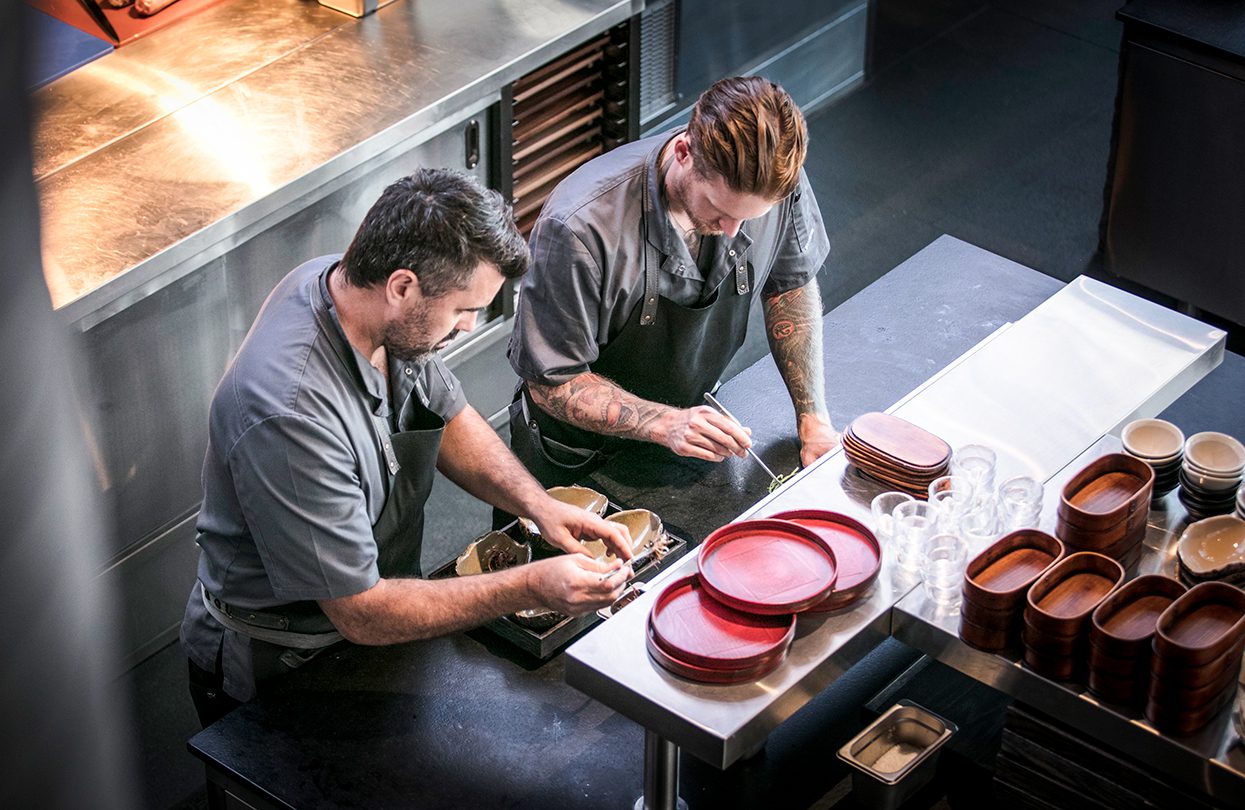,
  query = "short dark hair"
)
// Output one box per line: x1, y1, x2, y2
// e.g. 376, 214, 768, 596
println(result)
339, 169, 529, 297
687, 76, 808, 200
